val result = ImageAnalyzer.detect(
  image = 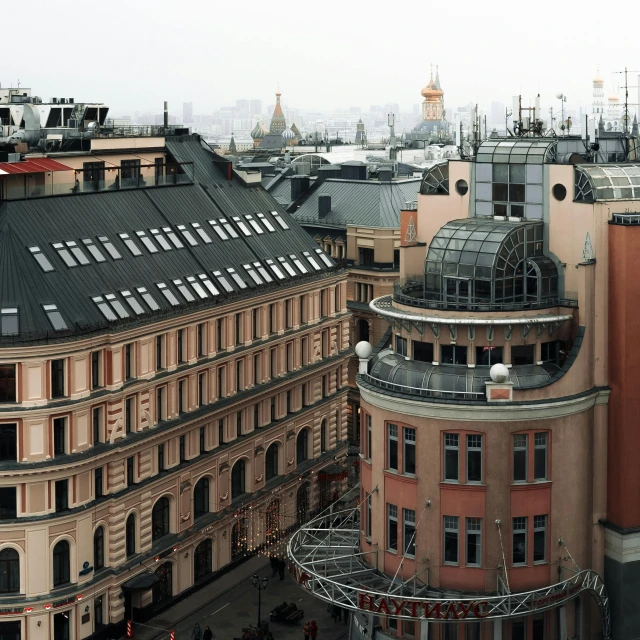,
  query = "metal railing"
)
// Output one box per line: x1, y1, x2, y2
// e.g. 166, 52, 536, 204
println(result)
359, 372, 485, 400
393, 283, 578, 312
